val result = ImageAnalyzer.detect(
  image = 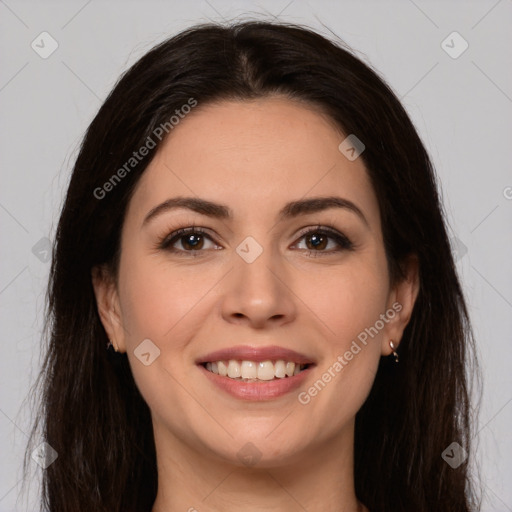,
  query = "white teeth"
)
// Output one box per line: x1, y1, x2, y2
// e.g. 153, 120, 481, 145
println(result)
217, 360, 228, 377
241, 360, 257, 379
204, 359, 309, 381
227, 360, 241, 378
257, 361, 275, 381
285, 362, 295, 377
274, 360, 286, 378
